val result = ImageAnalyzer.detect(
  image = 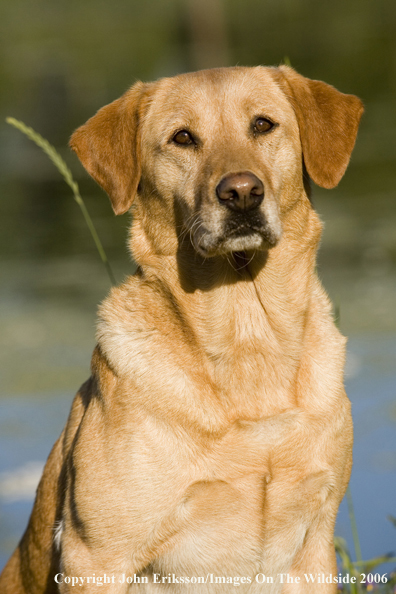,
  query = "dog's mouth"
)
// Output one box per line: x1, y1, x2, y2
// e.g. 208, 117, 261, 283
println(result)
182, 180, 283, 258
192, 215, 280, 257
225, 213, 267, 237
